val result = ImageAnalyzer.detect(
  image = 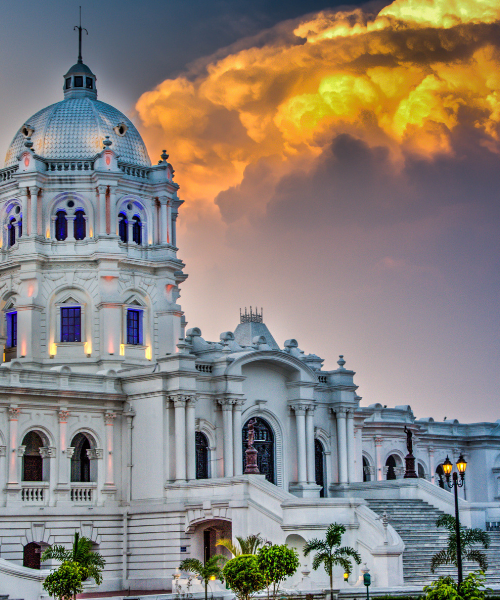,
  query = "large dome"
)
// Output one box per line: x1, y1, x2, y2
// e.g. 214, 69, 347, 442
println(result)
5, 97, 151, 168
